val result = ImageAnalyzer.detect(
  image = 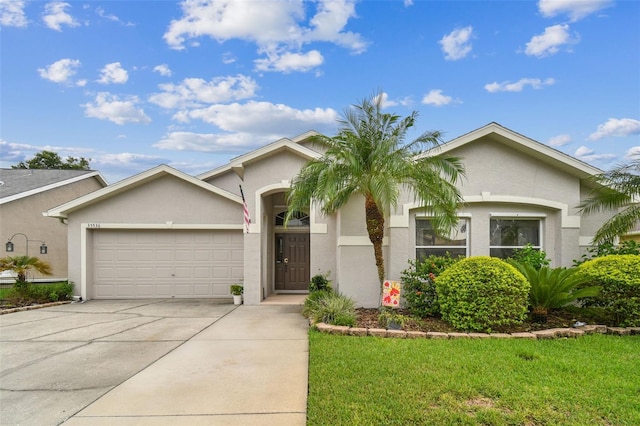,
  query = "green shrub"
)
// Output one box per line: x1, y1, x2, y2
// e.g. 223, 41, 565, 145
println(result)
507, 244, 550, 270
400, 254, 462, 317
304, 290, 357, 327
511, 262, 600, 322
577, 254, 640, 326
436, 257, 530, 332
573, 240, 640, 266
309, 272, 332, 292
2, 281, 74, 305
